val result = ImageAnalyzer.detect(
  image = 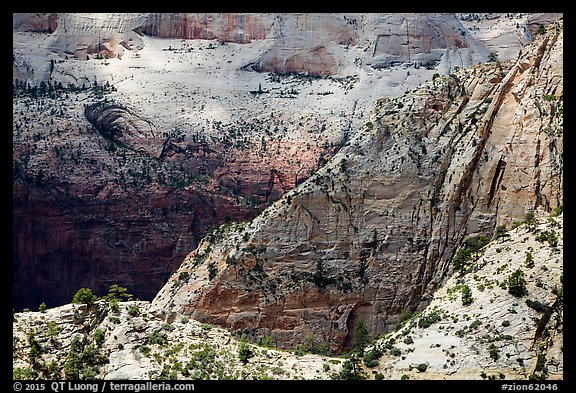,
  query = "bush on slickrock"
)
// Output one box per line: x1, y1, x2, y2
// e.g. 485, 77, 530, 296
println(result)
72, 288, 97, 305
507, 269, 527, 297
